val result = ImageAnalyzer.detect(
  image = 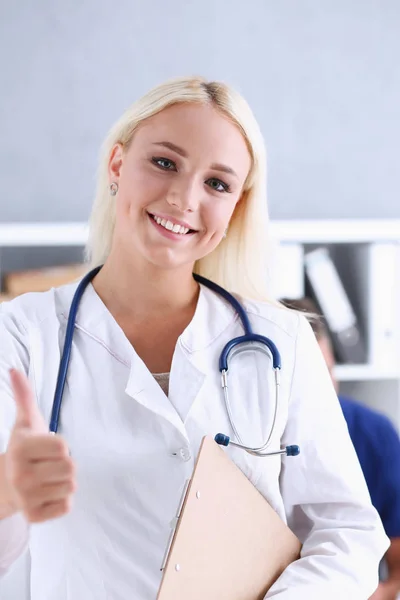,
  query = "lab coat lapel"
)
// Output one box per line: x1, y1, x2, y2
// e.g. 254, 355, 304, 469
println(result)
167, 283, 237, 423
125, 354, 189, 438
125, 282, 235, 429
168, 342, 206, 424
67, 283, 191, 434
72, 281, 237, 437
